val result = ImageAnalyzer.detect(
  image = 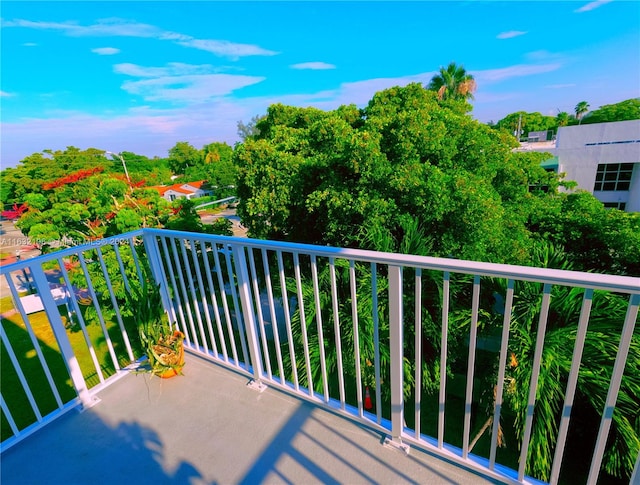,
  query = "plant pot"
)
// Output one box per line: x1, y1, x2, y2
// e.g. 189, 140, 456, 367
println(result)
158, 343, 184, 379
152, 331, 185, 378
